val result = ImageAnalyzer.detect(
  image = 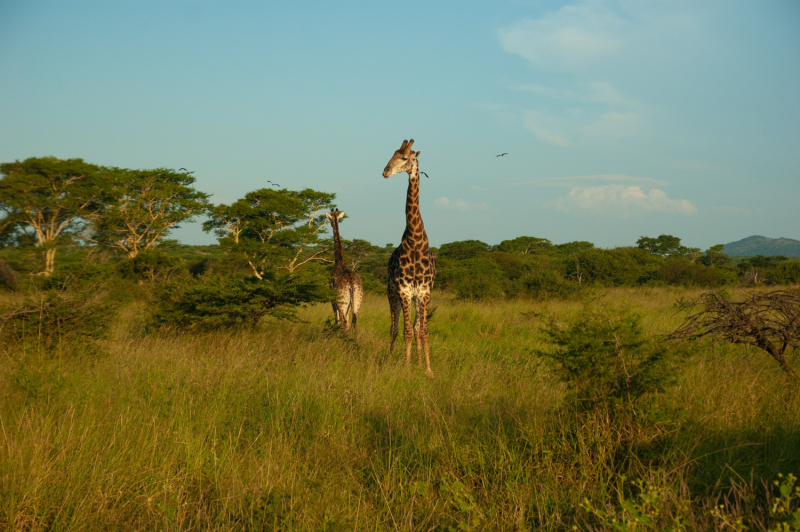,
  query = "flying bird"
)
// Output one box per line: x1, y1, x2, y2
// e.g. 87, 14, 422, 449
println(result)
496, 153, 508, 157
179, 167, 188, 171
420, 171, 429, 179
267, 180, 281, 187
